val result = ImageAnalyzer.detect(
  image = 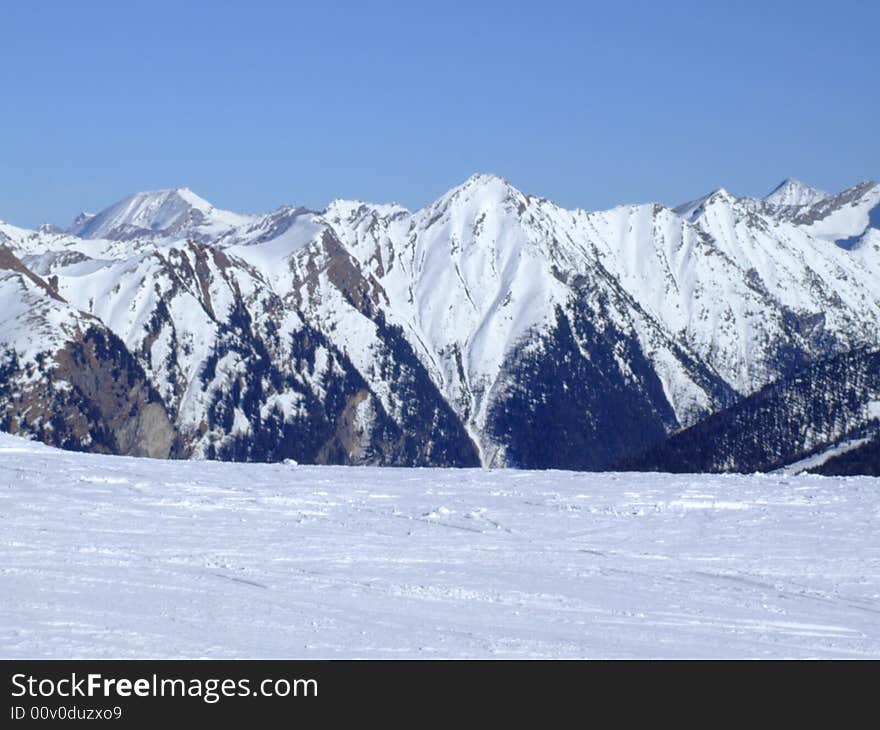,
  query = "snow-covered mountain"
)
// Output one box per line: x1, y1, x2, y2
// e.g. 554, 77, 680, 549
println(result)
2, 174, 879, 469
65, 187, 255, 241
764, 177, 830, 207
